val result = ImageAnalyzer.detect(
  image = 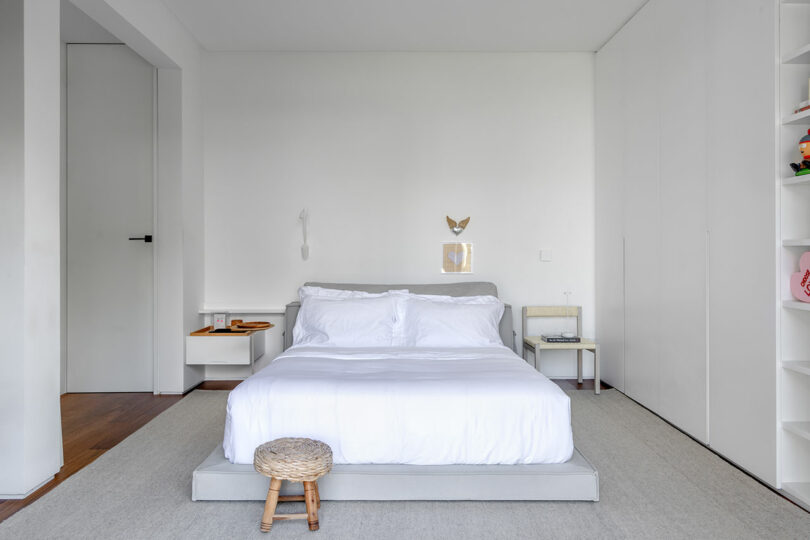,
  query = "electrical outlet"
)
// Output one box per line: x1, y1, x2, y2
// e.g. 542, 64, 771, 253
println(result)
539, 249, 552, 262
